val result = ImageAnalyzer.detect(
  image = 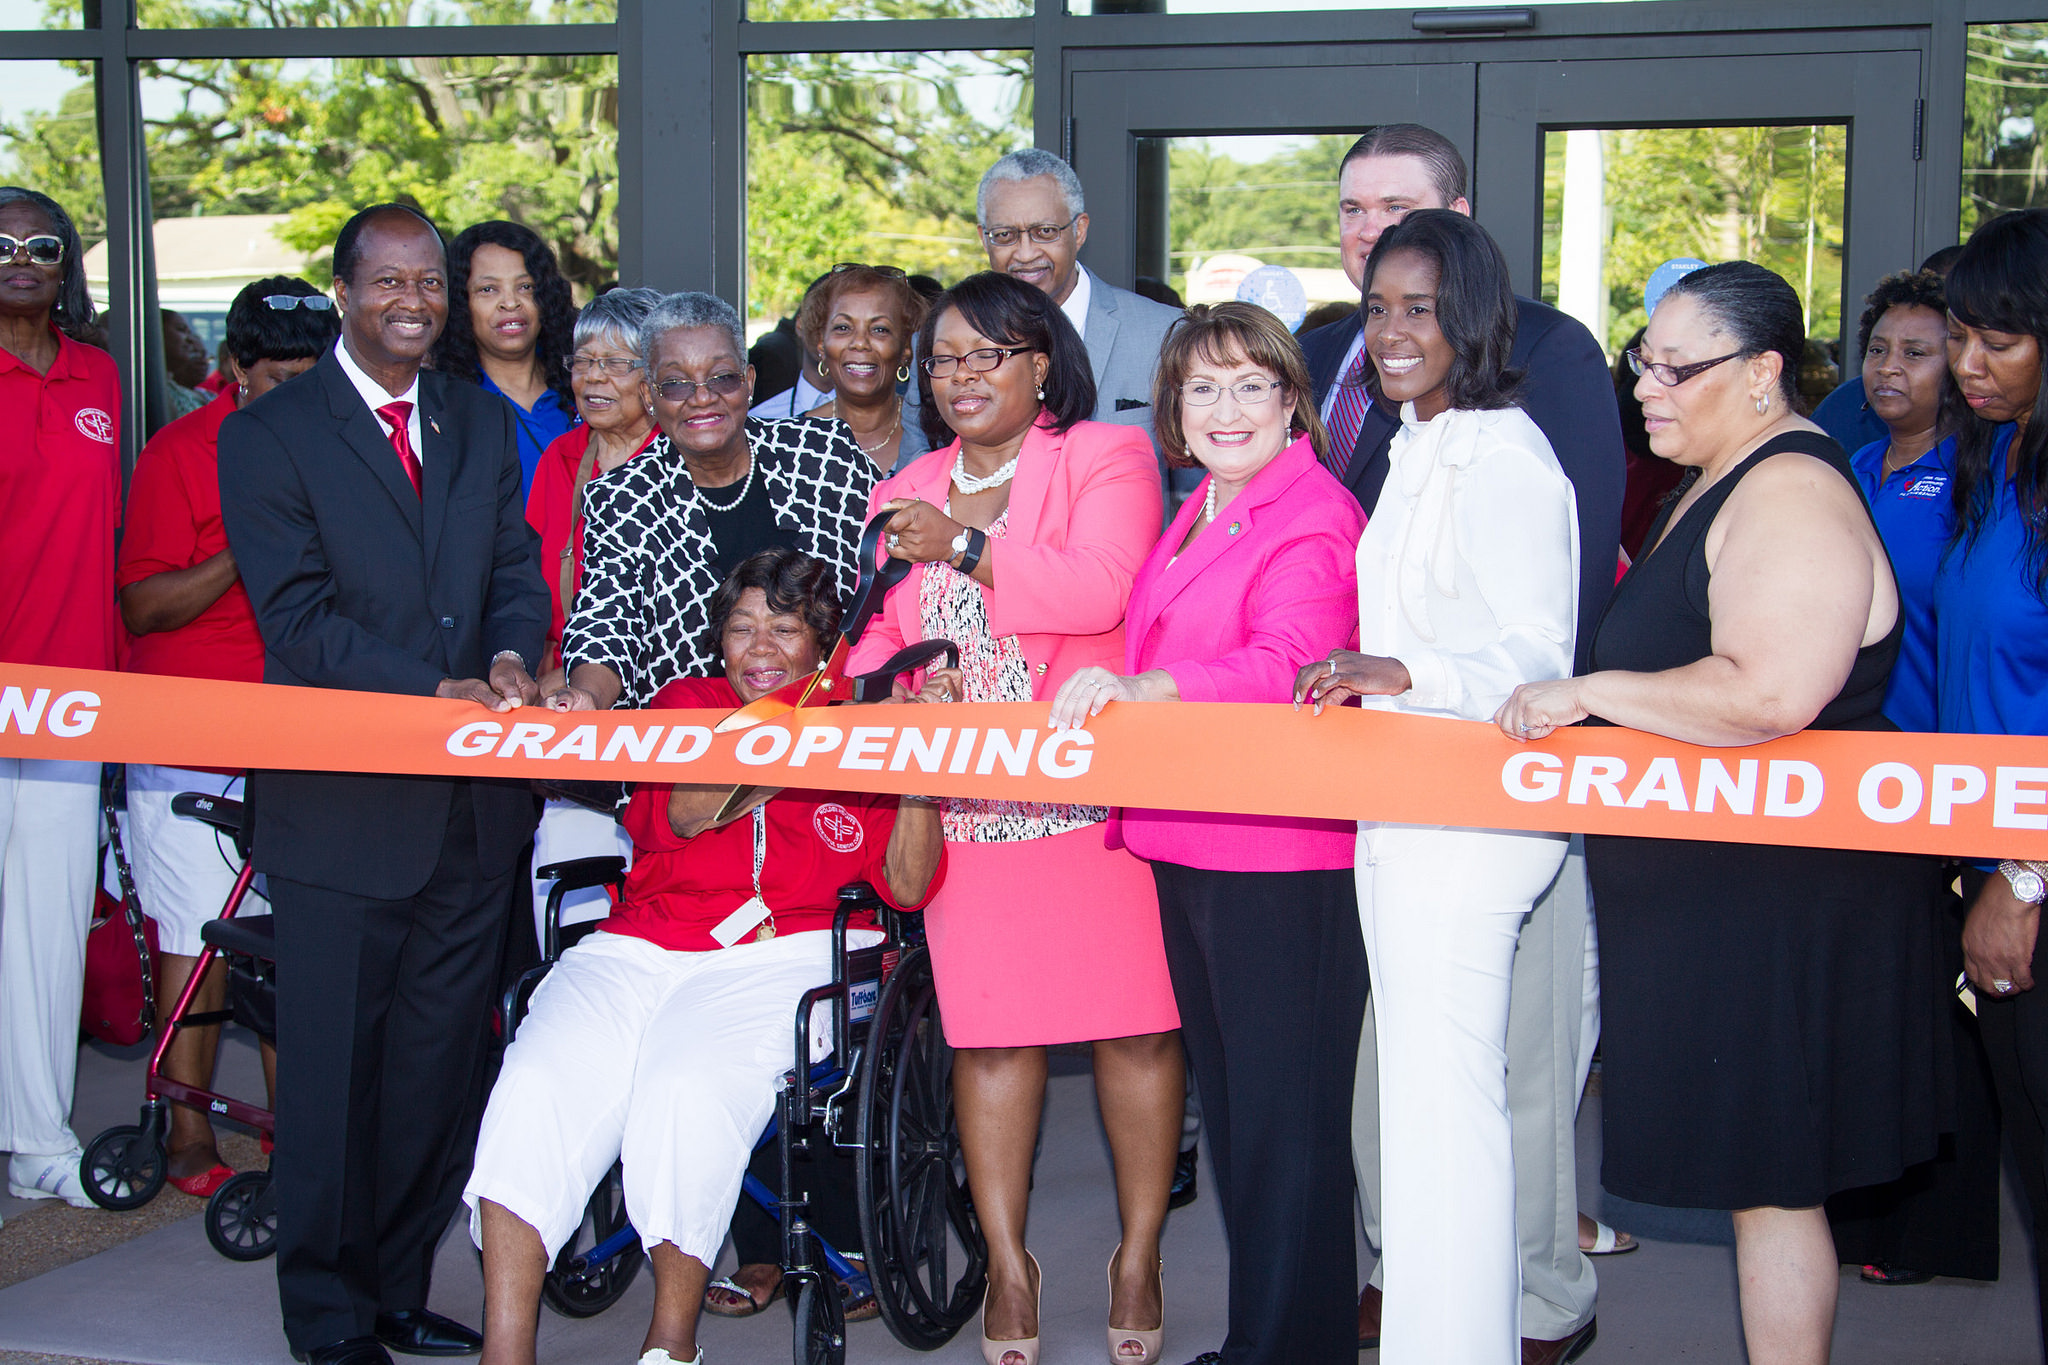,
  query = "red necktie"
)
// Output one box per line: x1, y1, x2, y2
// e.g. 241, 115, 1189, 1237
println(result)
376, 400, 423, 497
1325, 350, 1373, 472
